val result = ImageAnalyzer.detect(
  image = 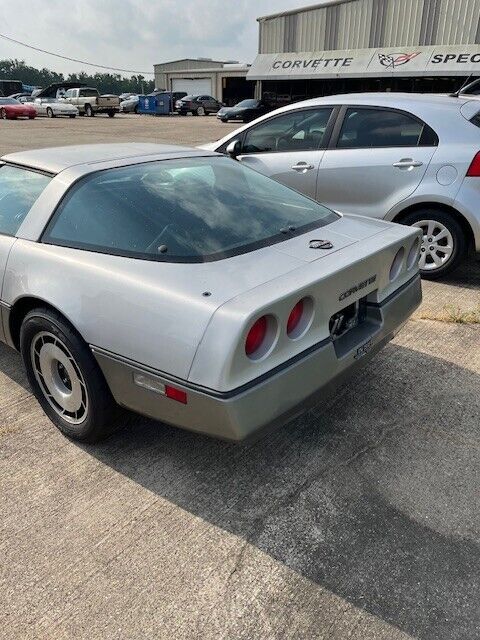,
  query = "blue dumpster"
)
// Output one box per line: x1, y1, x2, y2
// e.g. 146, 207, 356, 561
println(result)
138, 93, 173, 115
